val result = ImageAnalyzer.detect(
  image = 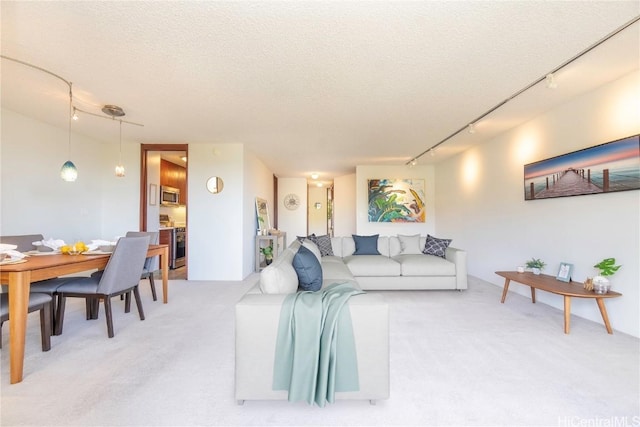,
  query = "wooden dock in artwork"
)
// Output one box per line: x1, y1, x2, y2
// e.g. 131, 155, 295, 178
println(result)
534, 170, 602, 198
